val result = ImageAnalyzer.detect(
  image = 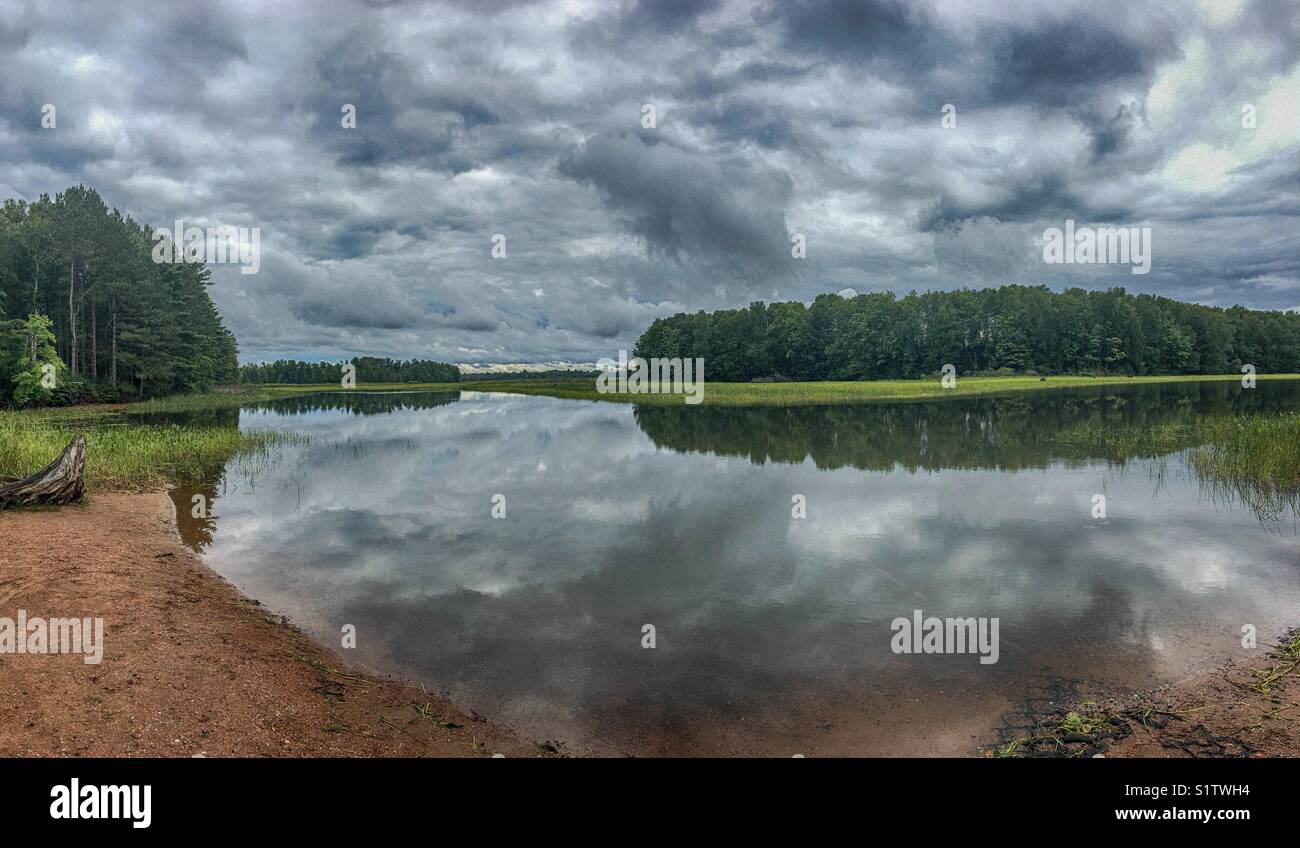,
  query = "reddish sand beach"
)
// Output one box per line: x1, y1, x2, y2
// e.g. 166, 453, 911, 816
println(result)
0, 492, 550, 758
